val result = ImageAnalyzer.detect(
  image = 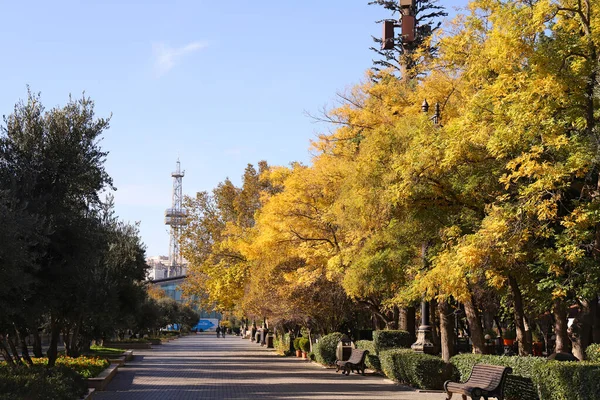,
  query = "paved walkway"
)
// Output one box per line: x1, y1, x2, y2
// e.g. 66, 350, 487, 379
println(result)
95, 334, 447, 400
